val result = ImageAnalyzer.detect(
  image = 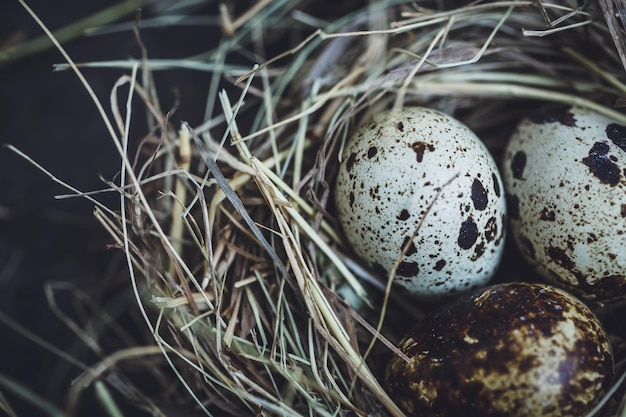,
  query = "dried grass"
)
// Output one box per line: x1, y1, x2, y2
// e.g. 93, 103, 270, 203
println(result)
8, 0, 626, 416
